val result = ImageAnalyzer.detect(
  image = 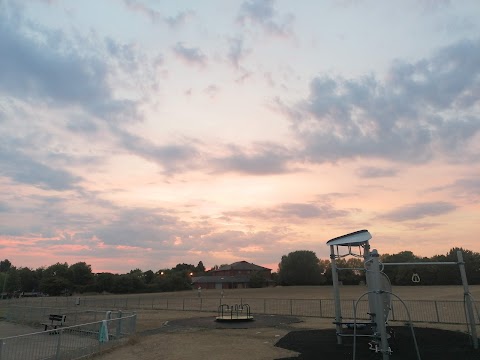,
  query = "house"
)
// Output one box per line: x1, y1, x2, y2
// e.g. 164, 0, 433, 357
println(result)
191, 261, 272, 289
